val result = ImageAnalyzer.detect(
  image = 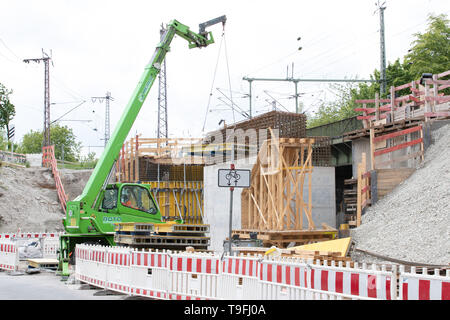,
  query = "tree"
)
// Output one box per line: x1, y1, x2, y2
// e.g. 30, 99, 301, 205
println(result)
18, 124, 81, 162
307, 13, 449, 128
0, 83, 16, 141
404, 14, 450, 79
